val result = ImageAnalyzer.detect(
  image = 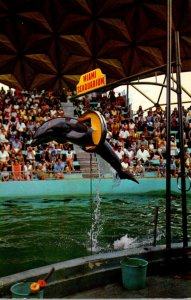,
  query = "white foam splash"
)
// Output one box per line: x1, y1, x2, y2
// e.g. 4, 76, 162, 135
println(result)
113, 234, 138, 250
